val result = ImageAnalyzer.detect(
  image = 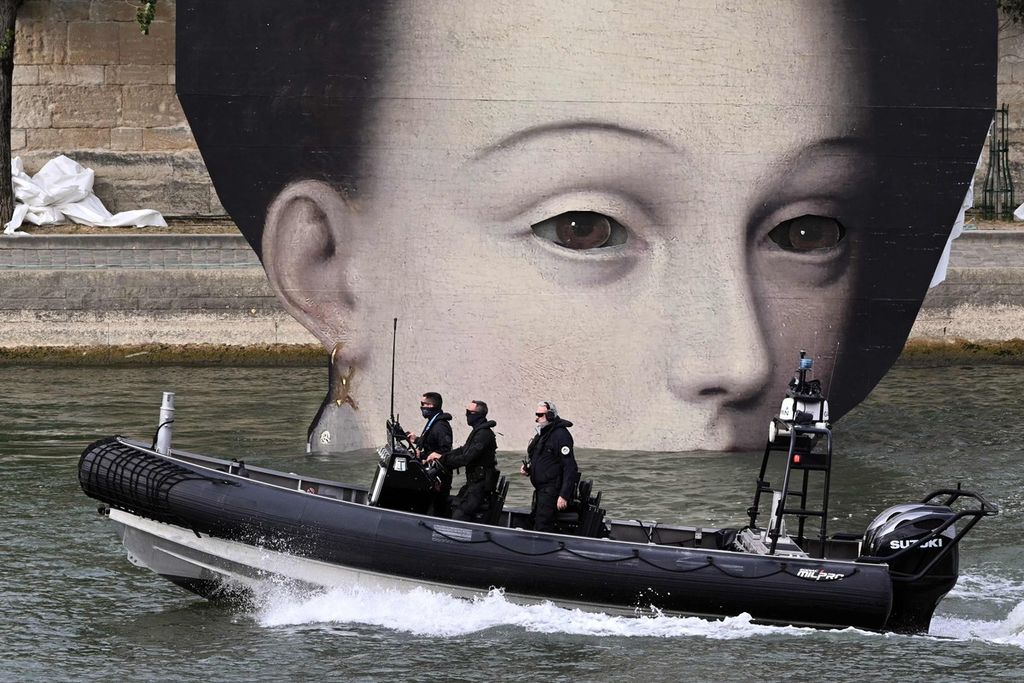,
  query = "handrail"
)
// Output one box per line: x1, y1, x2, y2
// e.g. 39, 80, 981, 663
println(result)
767, 423, 832, 556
